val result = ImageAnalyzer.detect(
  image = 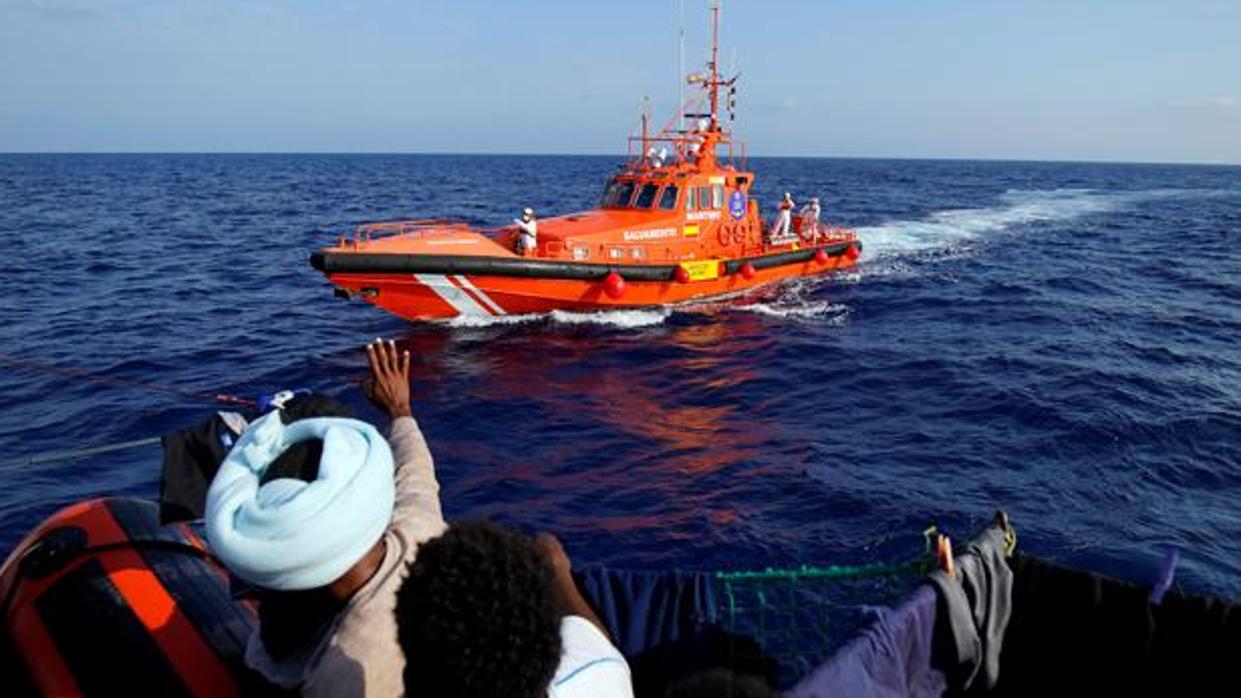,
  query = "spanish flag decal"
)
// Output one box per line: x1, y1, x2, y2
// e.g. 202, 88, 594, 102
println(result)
683, 224, 700, 237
